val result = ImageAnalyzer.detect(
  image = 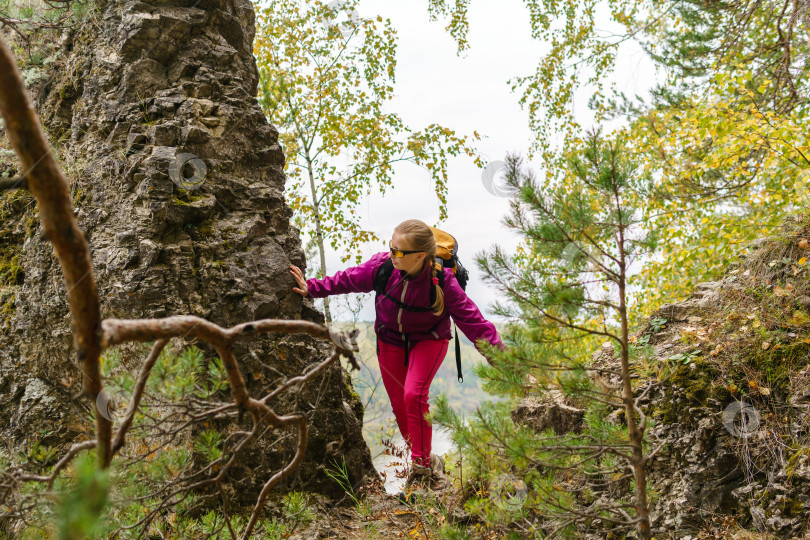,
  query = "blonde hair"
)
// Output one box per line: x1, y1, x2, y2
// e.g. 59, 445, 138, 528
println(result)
394, 219, 444, 315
